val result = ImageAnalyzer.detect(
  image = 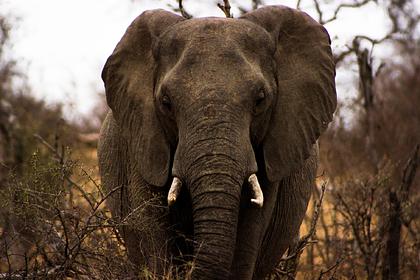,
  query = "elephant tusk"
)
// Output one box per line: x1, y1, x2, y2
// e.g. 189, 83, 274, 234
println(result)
168, 177, 182, 206
248, 174, 264, 207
